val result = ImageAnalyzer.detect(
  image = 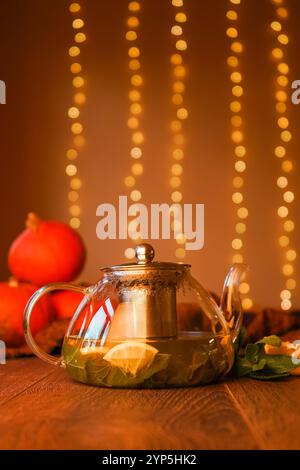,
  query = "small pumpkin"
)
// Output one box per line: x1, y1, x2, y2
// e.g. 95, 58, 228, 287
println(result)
51, 290, 85, 320
0, 279, 52, 347
8, 213, 86, 286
